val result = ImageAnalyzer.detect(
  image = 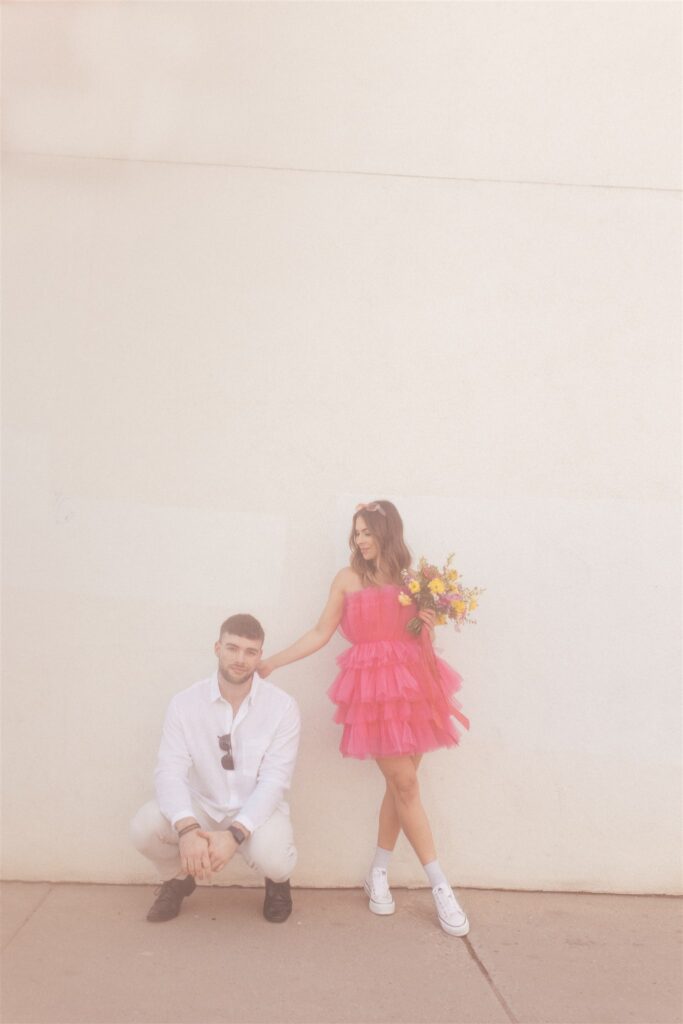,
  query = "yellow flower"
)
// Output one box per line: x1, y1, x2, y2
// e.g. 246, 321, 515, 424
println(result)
398, 592, 413, 606
468, 599, 478, 612
428, 578, 446, 595
436, 613, 448, 626
408, 579, 421, 594
452, 600, 467, 616
447, 570, 459, 583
